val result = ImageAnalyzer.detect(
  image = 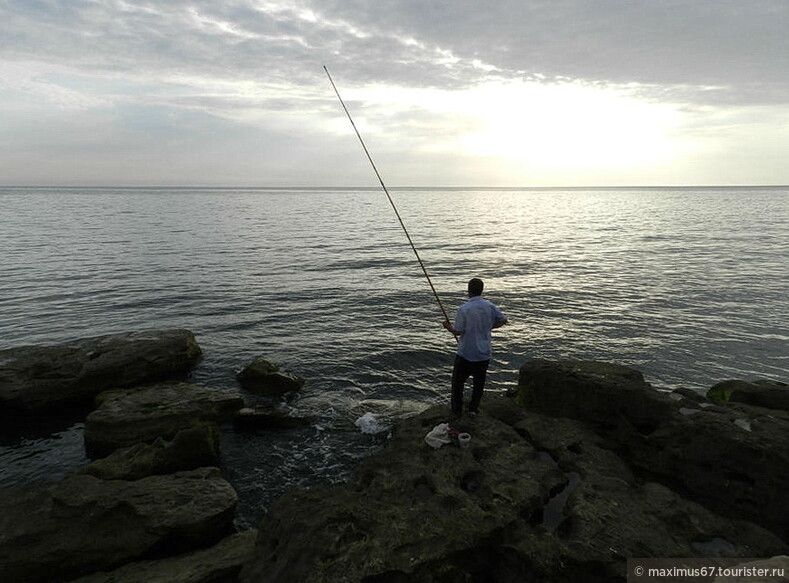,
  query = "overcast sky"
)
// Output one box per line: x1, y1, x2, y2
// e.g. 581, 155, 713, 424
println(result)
1, 0, 788, 187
